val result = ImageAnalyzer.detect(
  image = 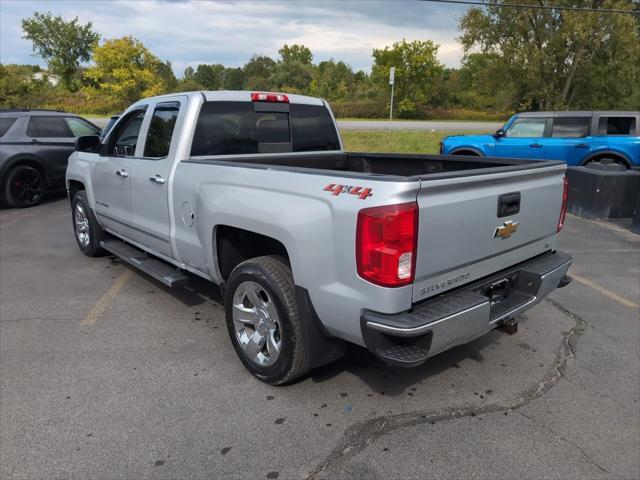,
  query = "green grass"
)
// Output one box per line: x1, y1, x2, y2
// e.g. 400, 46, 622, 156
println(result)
340, 129, 484, 154
338, 118, 497, 123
